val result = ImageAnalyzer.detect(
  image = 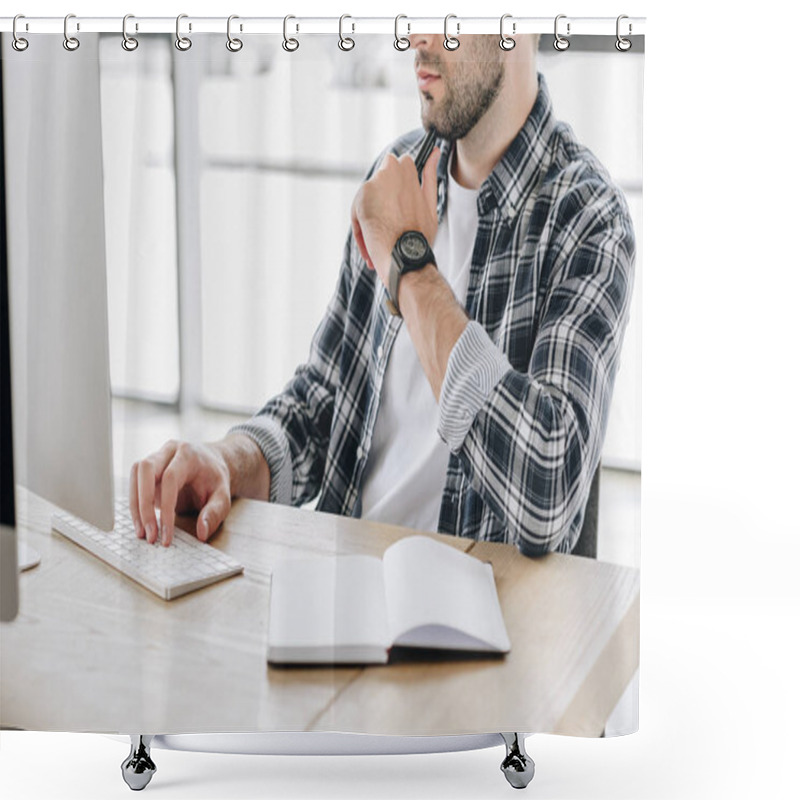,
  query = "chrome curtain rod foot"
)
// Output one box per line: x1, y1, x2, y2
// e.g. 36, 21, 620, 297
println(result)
121, 735, 157, 791
500, 732, 535, 789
